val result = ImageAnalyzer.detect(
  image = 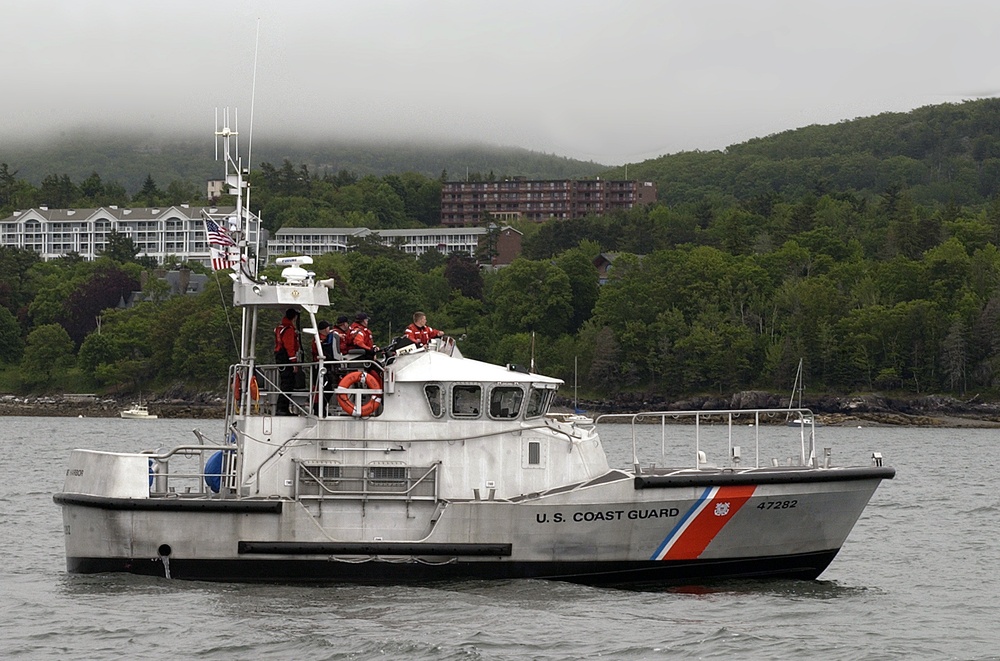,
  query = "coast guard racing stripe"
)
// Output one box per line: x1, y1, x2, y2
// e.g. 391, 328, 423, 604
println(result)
651, 485, 757, 561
